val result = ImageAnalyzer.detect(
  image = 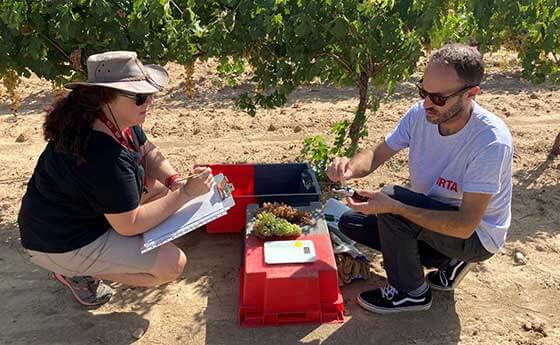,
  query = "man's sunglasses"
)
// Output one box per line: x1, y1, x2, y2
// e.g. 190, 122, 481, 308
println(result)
118, 92, 152, 106
416, 79, 477, 107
